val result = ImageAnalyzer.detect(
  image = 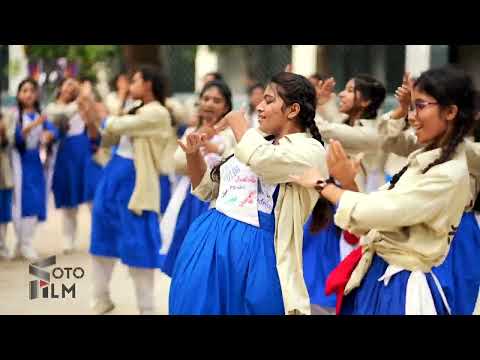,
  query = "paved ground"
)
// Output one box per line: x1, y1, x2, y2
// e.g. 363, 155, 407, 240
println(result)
0, 198, 171, 315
